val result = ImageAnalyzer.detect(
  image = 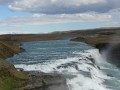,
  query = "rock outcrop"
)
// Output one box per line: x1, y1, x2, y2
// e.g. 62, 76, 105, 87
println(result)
19, 72, 68, 90
105, 44, 120, 67
70, 28, 120, 67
